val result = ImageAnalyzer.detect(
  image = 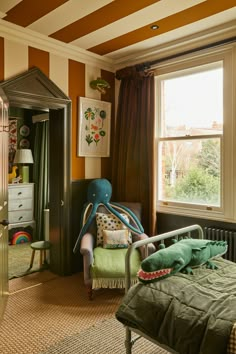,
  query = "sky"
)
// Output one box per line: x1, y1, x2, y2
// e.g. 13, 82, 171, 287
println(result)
163, 67, 223, 130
